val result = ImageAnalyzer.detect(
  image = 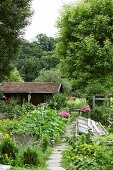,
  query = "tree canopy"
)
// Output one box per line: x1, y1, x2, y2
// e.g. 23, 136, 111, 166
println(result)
16, 34, 59, 81
56, 0, 113, 94
4, 68, 24, 82
0, 0, 32, 81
